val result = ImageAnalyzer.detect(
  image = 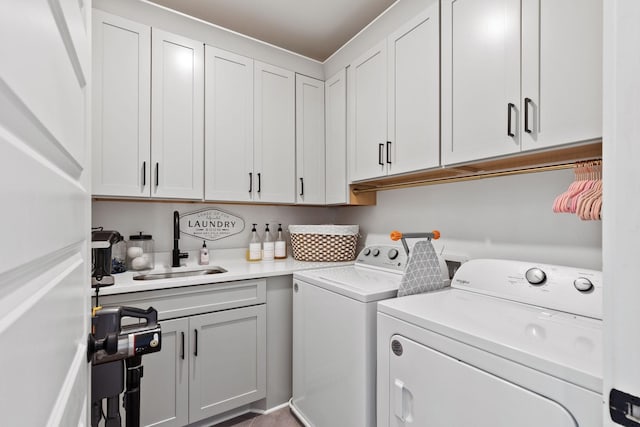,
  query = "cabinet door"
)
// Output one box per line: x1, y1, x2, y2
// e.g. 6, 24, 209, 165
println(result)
296, 74, 325, 205
140, 317, 189, 427
254, 61, 295, 203
520, 0, 602, 151
441, 0, 521, 165
151, 28, 204, 199
204, 46, 254, 202
349, 41, 388, 181
92, 11, 150, 197
189, 305, 267, 422
325, 69, 348, 205
387, 4, 440, 175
